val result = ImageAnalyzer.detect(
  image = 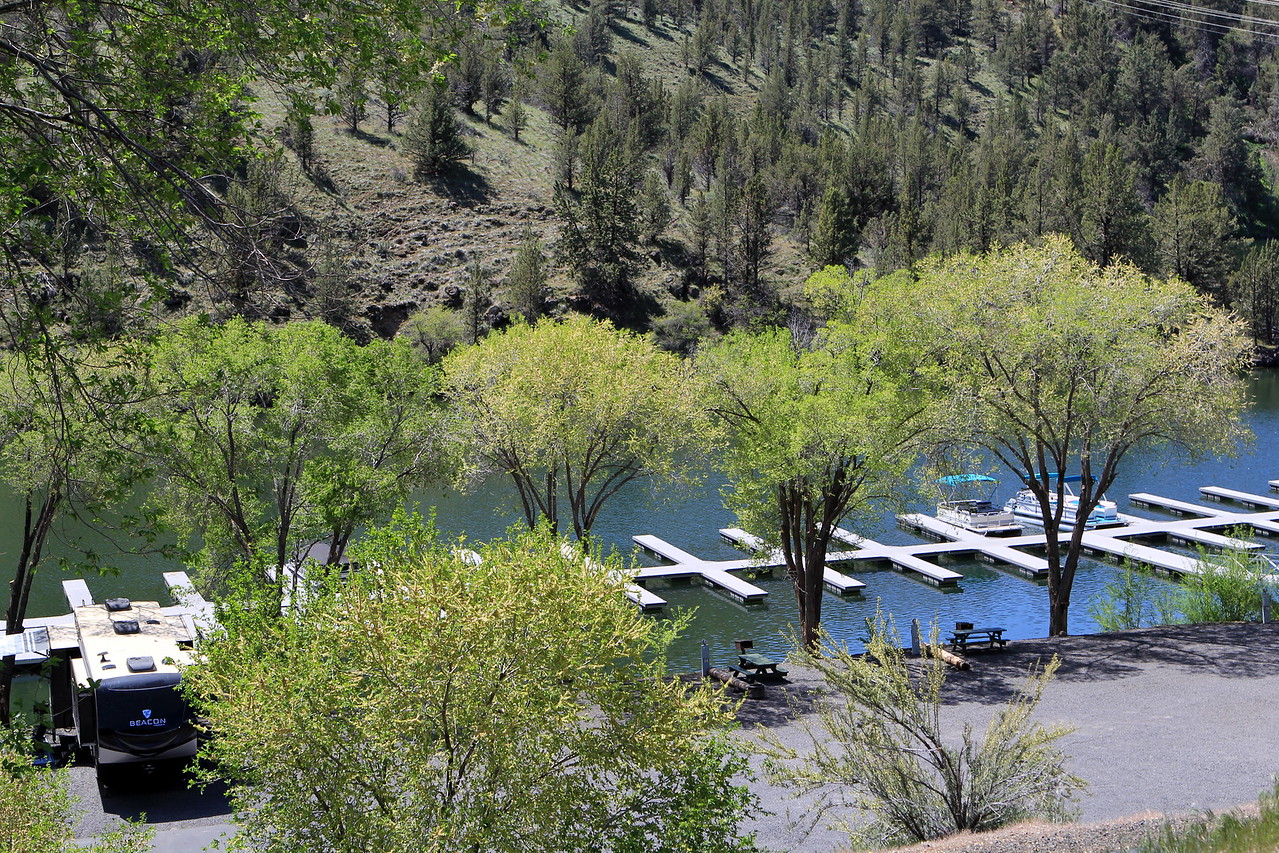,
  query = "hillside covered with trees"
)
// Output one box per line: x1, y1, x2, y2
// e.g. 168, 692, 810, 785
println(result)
230, 0, 1279, 348
8, 0, 1279, 349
